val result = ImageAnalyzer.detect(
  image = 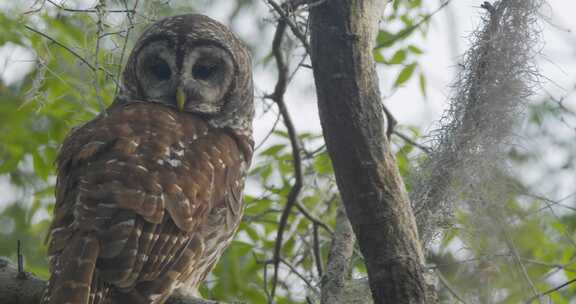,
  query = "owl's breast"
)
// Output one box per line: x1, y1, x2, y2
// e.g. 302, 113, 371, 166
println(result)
65, 102, 251, 234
